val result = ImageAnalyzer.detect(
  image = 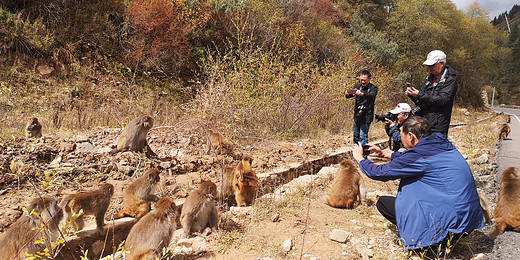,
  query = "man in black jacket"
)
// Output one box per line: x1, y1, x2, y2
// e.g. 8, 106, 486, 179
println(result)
406, 50, 457, 137
345, 70, 378, 145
